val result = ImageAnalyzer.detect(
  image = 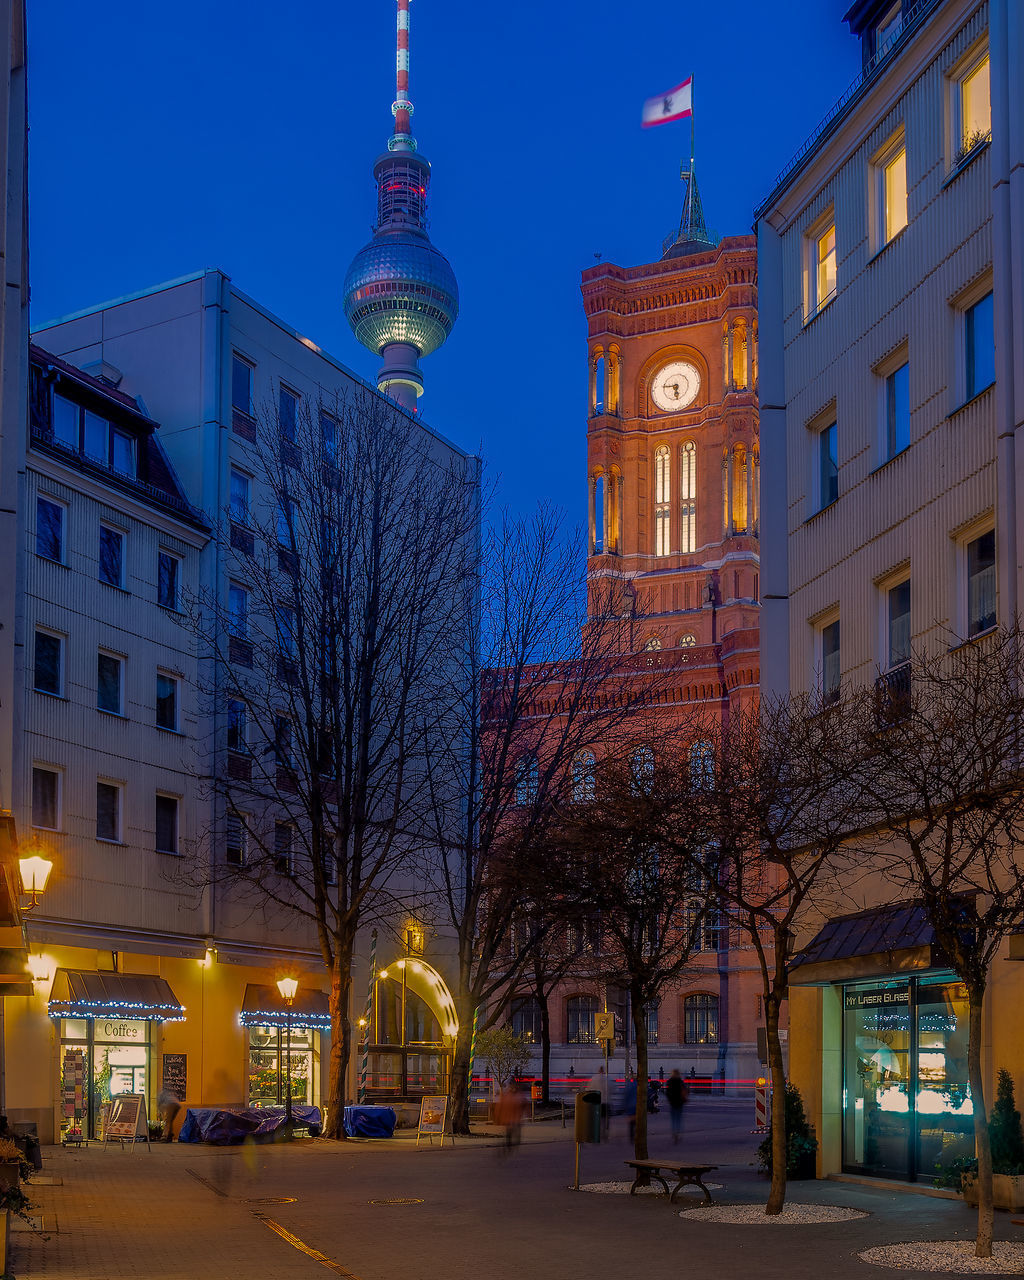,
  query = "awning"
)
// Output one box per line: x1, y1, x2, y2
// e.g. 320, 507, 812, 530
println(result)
48, 968, 186, 1021
789, 899, 963, 986
239, 984, 331, 1032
